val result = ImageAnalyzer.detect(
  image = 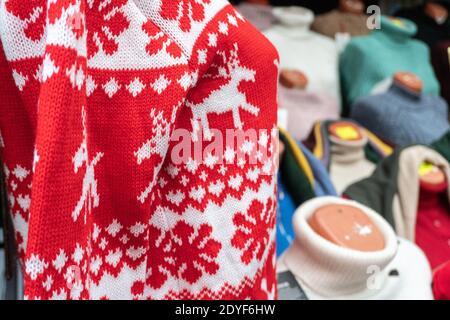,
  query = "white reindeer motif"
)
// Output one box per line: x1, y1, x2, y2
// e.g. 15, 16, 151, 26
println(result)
135, 107, 178, 204
186, 43, 260, 141
72, 107, 104, 223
